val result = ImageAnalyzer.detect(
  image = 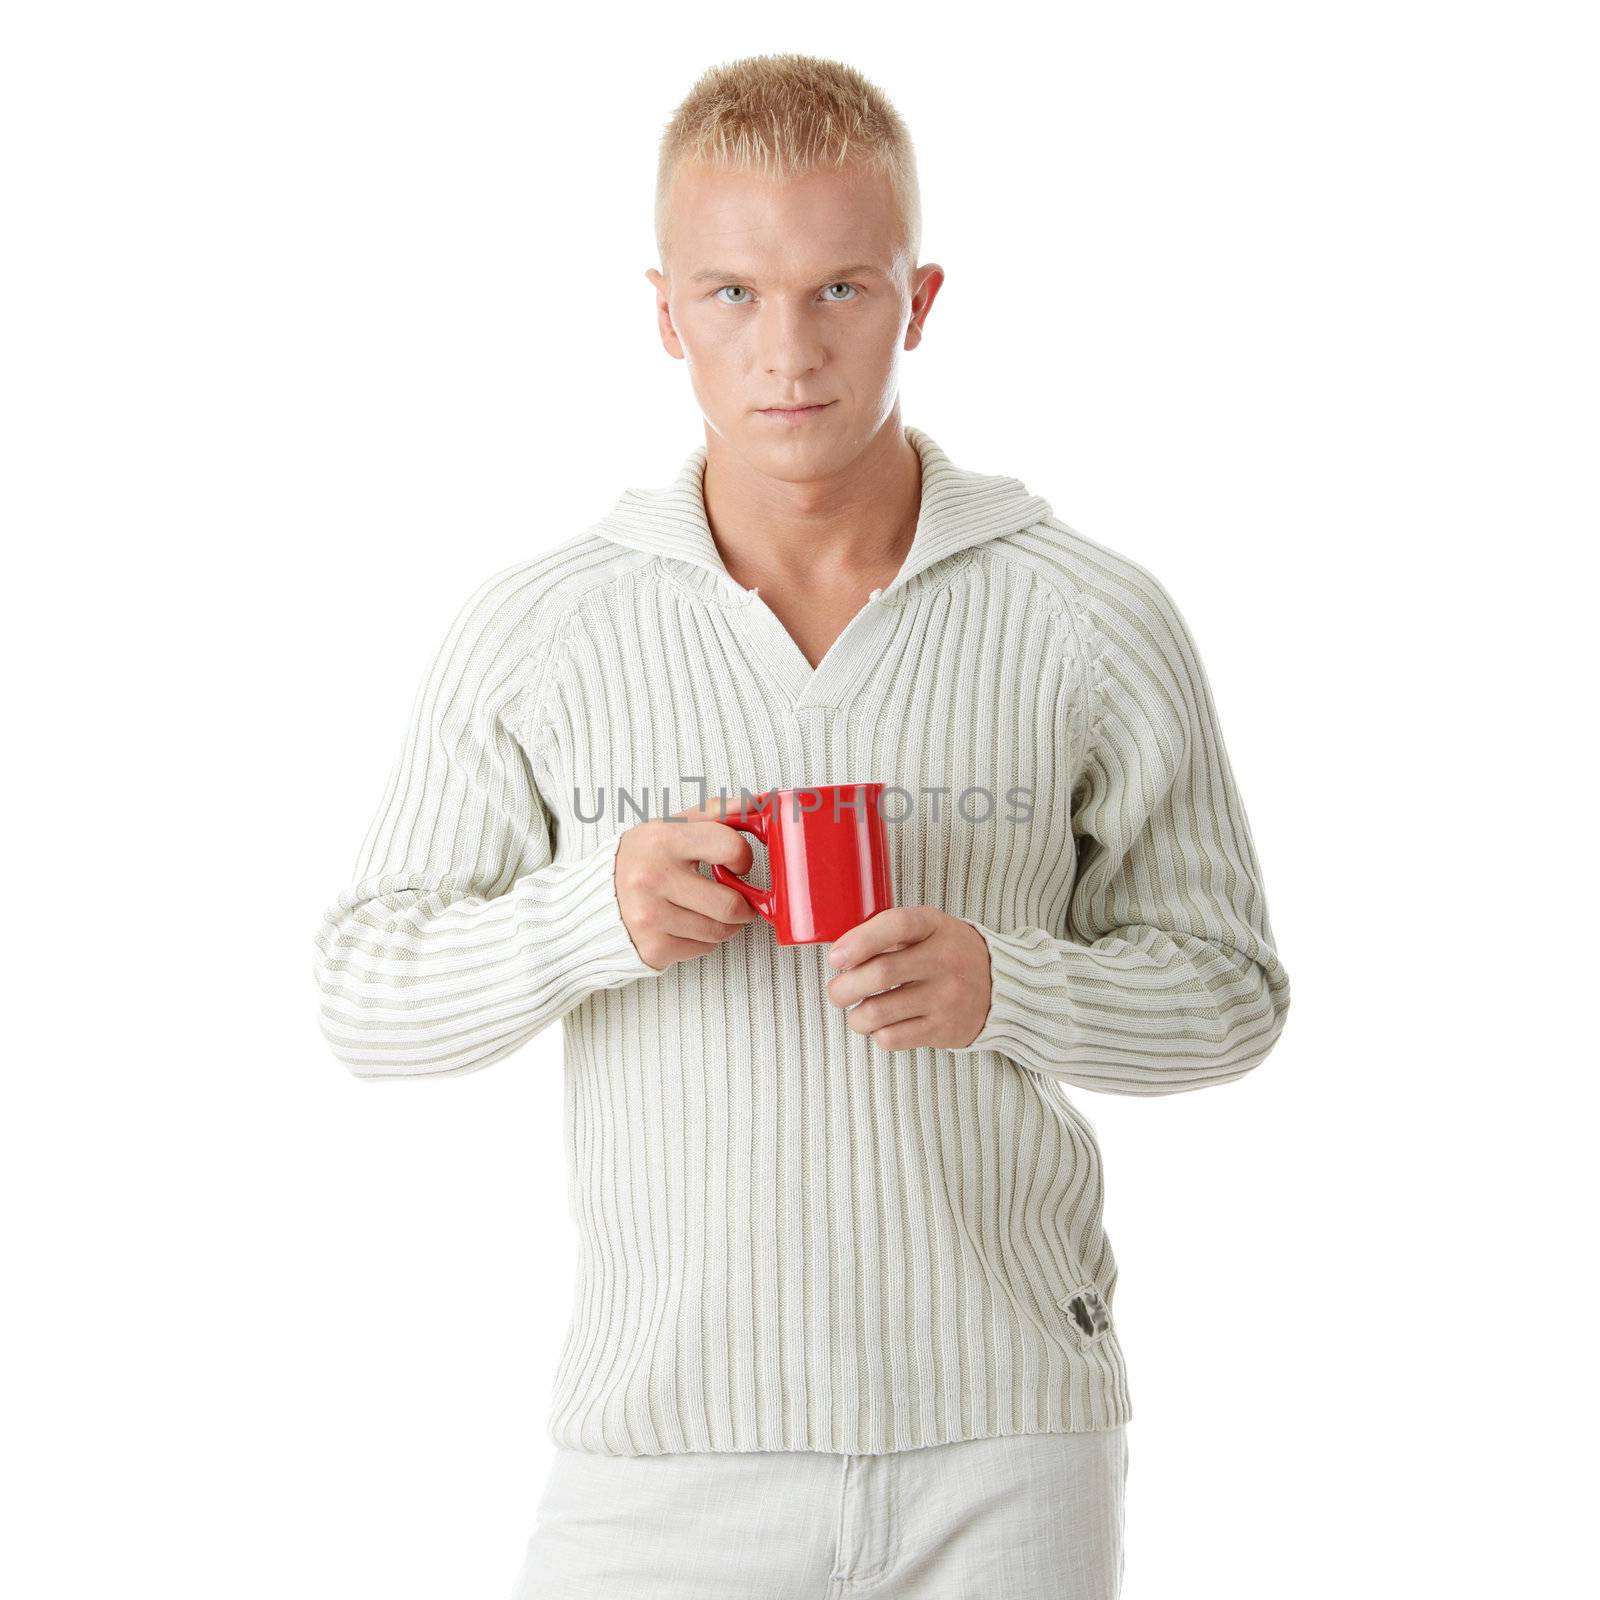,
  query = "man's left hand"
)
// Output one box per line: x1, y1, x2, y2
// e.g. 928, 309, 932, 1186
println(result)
824, 906, 992, 1051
